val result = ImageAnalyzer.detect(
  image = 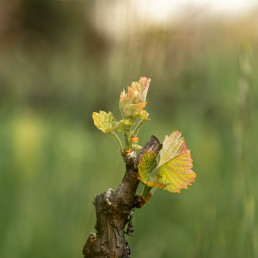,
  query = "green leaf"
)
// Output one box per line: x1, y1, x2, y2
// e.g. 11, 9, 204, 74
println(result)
114, 119, 135, 135
92, 111, 116, 133
154, 131, 196, 193
138, 110, 149, 120
138, 151, 167, 188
